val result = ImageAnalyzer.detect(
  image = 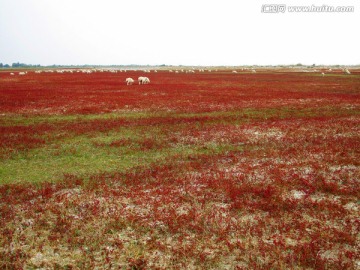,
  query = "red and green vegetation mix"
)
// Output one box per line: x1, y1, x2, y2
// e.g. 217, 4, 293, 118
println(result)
0, 69, 359, 269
